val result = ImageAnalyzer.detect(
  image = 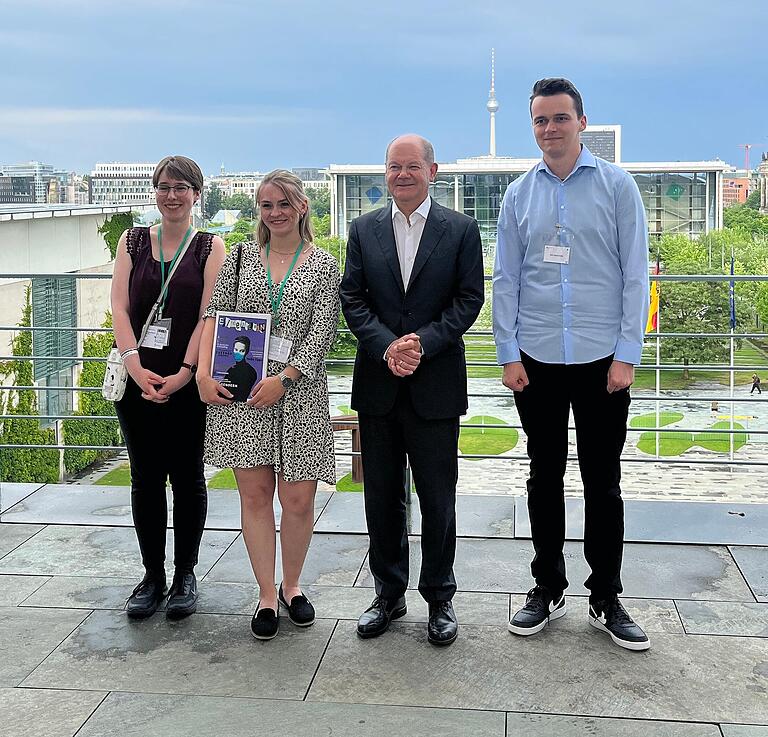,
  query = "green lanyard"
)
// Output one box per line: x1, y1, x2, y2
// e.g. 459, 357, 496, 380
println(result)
157, 224, 194, 315
266, 240, 303, 329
